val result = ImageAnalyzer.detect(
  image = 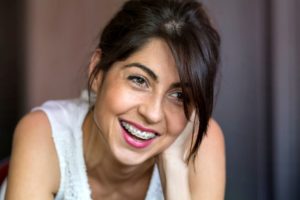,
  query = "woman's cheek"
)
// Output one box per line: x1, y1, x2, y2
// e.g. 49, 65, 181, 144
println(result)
106, 86, 141, 112
165, 112, 188, 137
164, 102, 187, 135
